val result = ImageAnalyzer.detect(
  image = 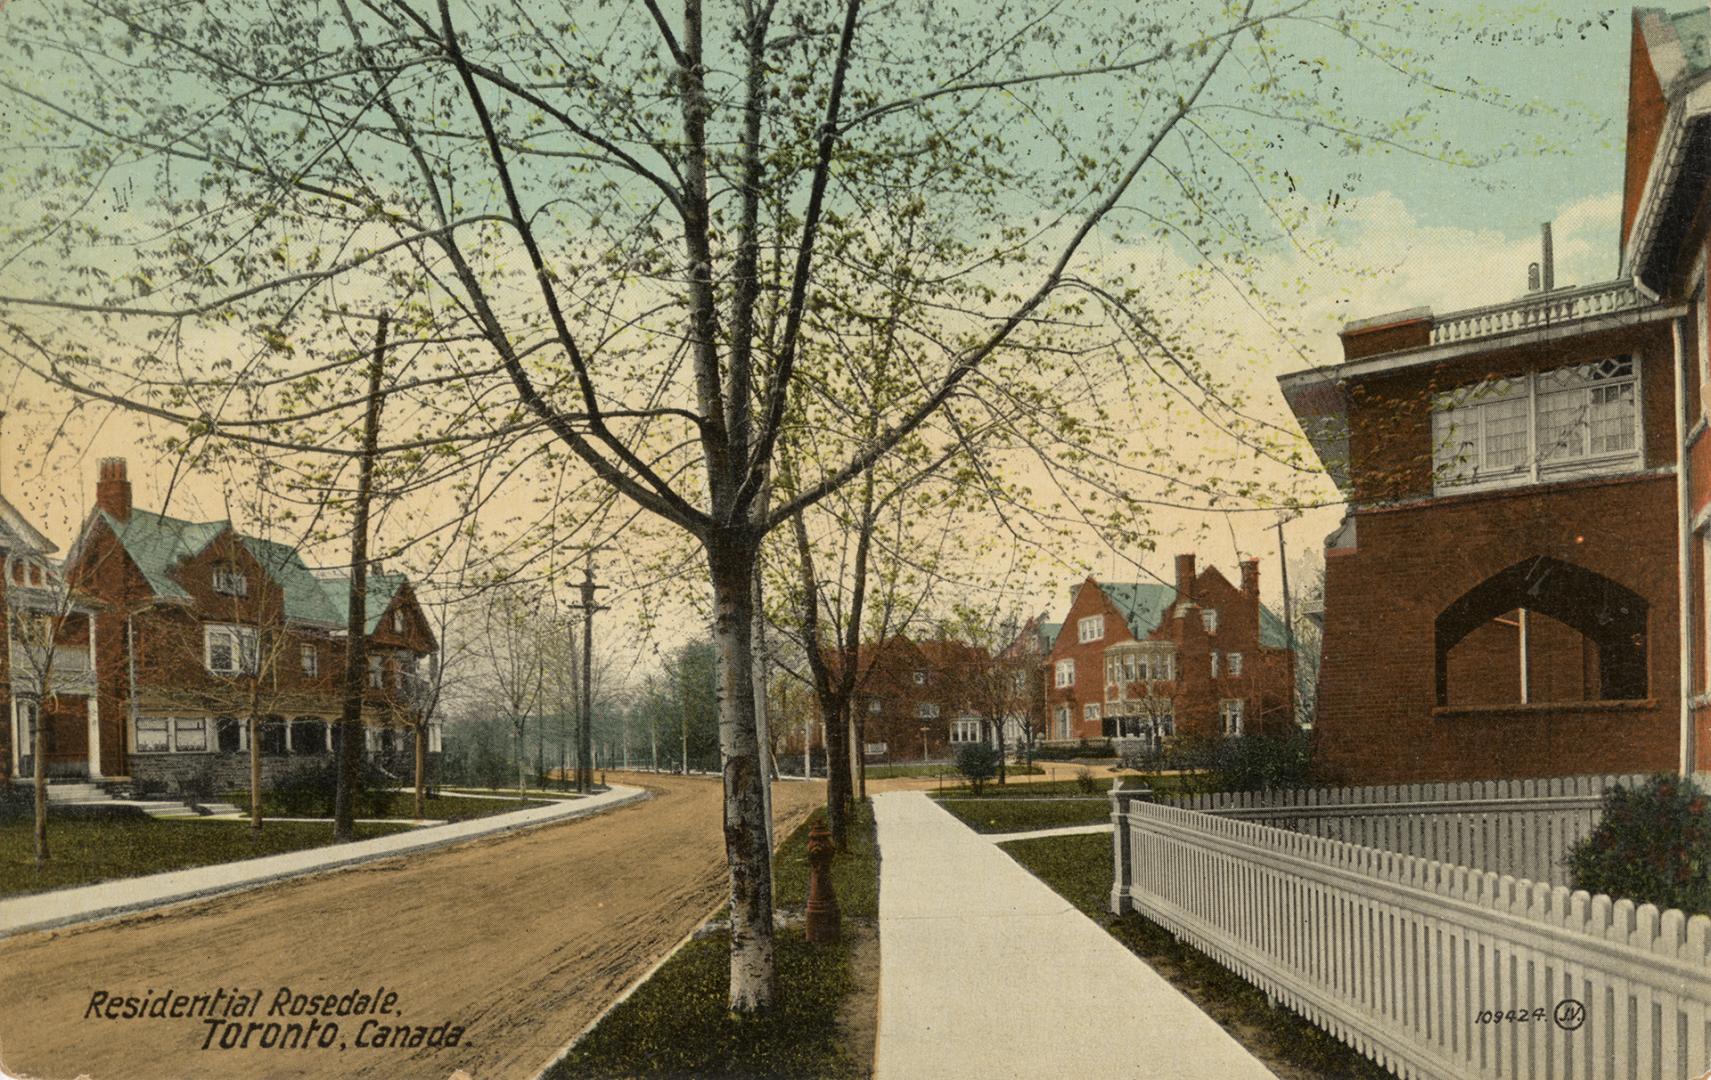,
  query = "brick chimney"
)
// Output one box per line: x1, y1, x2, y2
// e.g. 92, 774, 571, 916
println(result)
1174, 554, 1196, 607
96, 457, 131, 521
1241, 558, 1260, 600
